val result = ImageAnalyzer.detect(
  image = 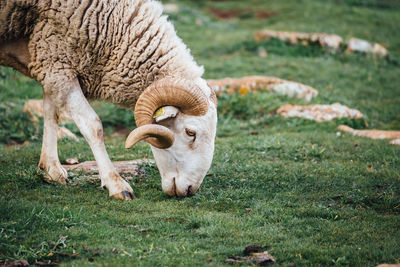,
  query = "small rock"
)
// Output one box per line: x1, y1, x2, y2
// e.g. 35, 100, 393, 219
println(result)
65, 158, 79, 165
389, 139, 400, 146
258, 48, 267, 57
254, 29, 343, 51
347, 37, 387, 56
